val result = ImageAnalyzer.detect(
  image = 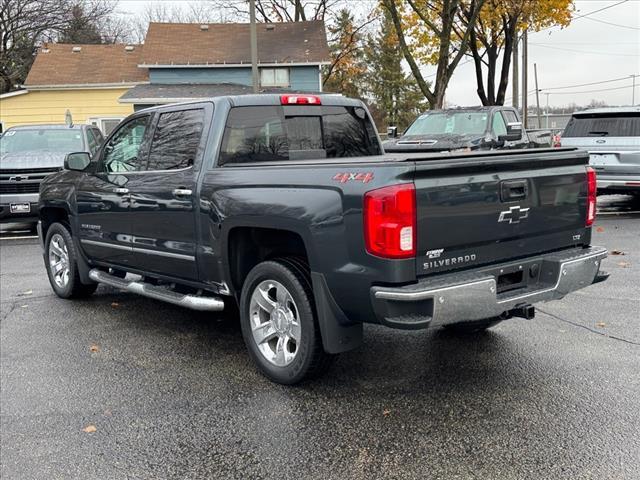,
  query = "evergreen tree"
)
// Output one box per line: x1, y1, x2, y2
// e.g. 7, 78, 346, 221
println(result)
322, 9, 367, 99
364, 10, 427, 131
59, 4, 103, 44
